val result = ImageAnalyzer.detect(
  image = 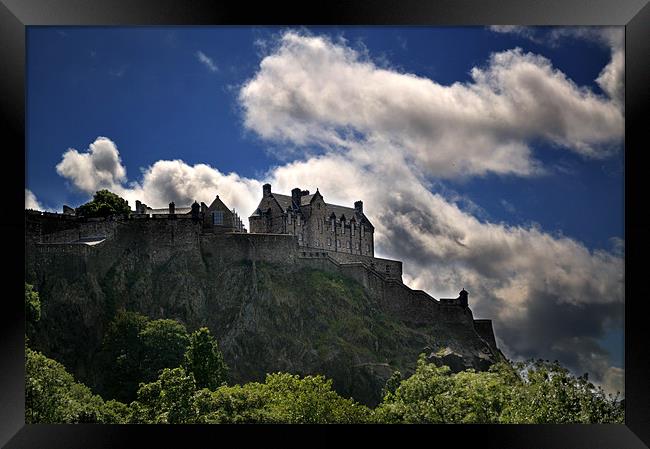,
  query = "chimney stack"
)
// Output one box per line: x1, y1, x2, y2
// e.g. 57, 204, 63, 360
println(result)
263, 183, 272, 197
354, 200, 363, 215
291, 187, 302, 208
459, 288, 468, 307
169, 202, 175, 214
